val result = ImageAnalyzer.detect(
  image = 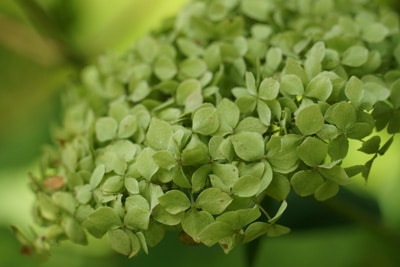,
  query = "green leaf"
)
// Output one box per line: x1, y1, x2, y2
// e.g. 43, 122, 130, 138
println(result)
82, 207, 122, 238
196, 188, 233, 215
158, 190, 191, 214
328, 134, 349, 160
297, 137, 328, 167
192, 105, 220, 135
341, 45, 368, 67
296, 104, 324, 135
232, 175, 260, 197
96, 117, 118, 142
182, 209, 214, 242
291, 170, 324, 196
154, 56, 177, 81
264, 173, 290, 201
305, 75, 332, 101
197, 221, 234, 246
179, 58, 207, 78
231, 132, 265, 161
280, 74, 304, 96
259, 78, 280, 100
314, 181, 339, 201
